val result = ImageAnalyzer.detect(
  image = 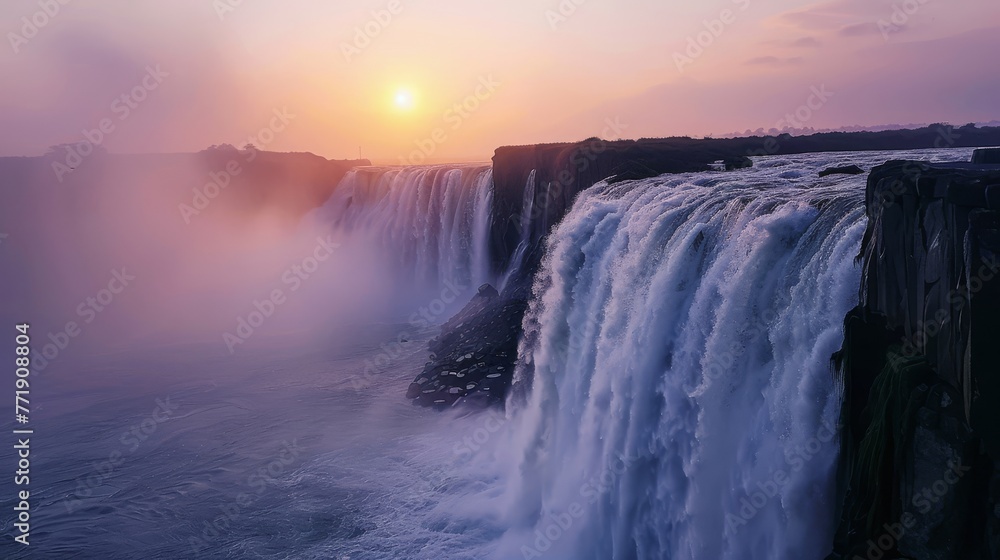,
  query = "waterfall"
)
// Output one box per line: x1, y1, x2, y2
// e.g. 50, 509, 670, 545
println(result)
499, 170, 537, 292
320, 165, 495, 294
309, 150, 971, 559
487, 154, 882, 560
